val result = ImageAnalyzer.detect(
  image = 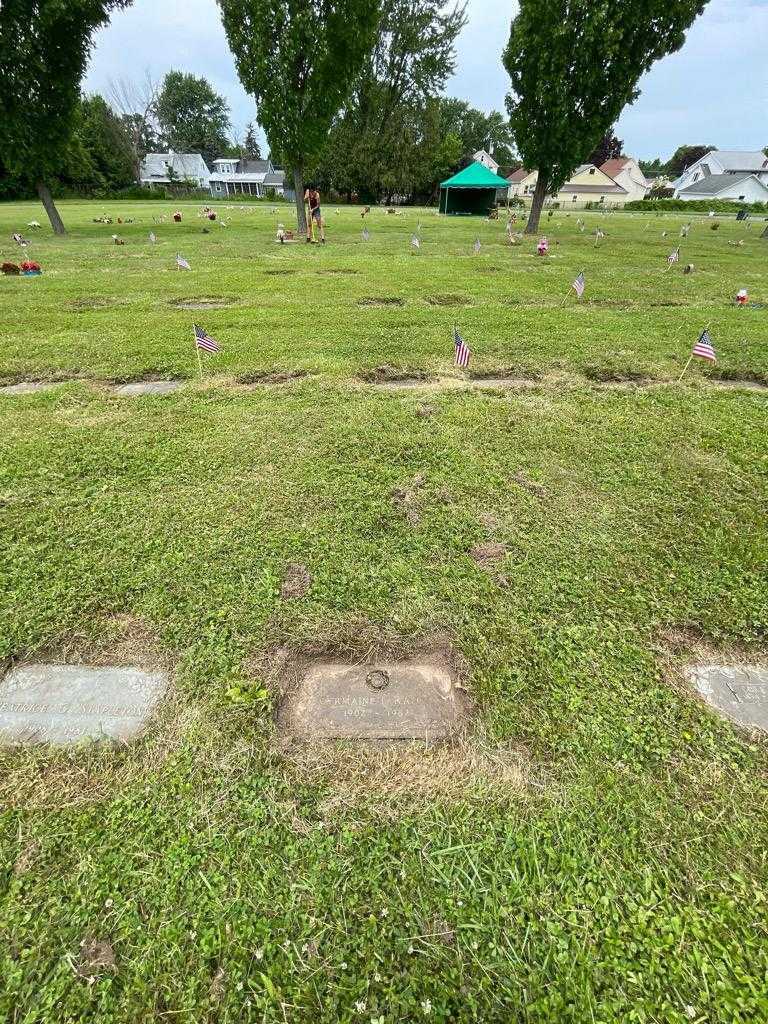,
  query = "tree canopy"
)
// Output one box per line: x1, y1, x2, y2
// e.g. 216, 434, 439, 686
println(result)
503, 0, 709, 232
0, 0, 133, 232
155, 71, 232, 168
217, 0, 381, 231
588, 128, 624, 167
